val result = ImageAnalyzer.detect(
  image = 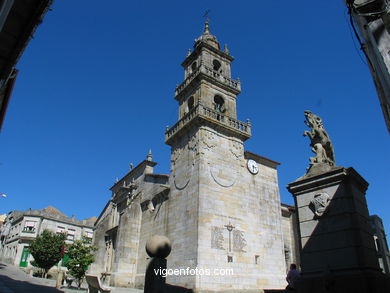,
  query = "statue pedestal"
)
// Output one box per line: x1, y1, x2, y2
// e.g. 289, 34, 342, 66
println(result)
287, 166, 390, 293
